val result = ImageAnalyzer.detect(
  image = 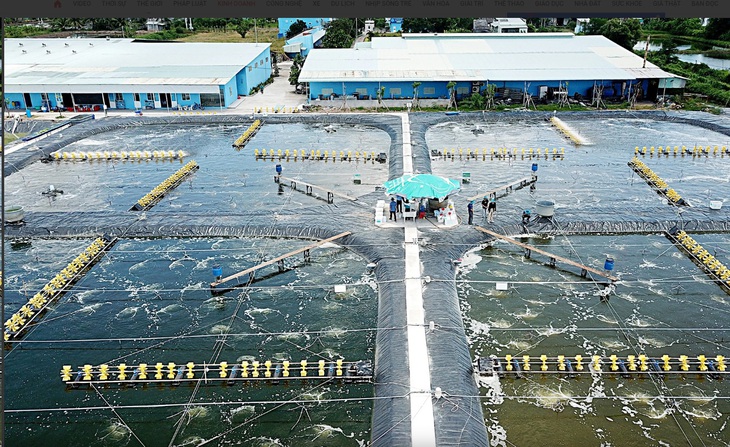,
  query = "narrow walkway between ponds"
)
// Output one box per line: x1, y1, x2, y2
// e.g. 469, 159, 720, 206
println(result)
396, 112, 437, 446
